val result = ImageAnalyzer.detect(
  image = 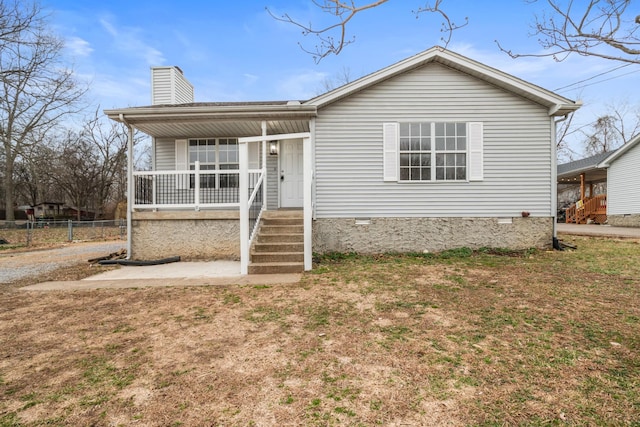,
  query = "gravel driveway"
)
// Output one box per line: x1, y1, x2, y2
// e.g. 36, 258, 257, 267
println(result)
0, 241, 125, 284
